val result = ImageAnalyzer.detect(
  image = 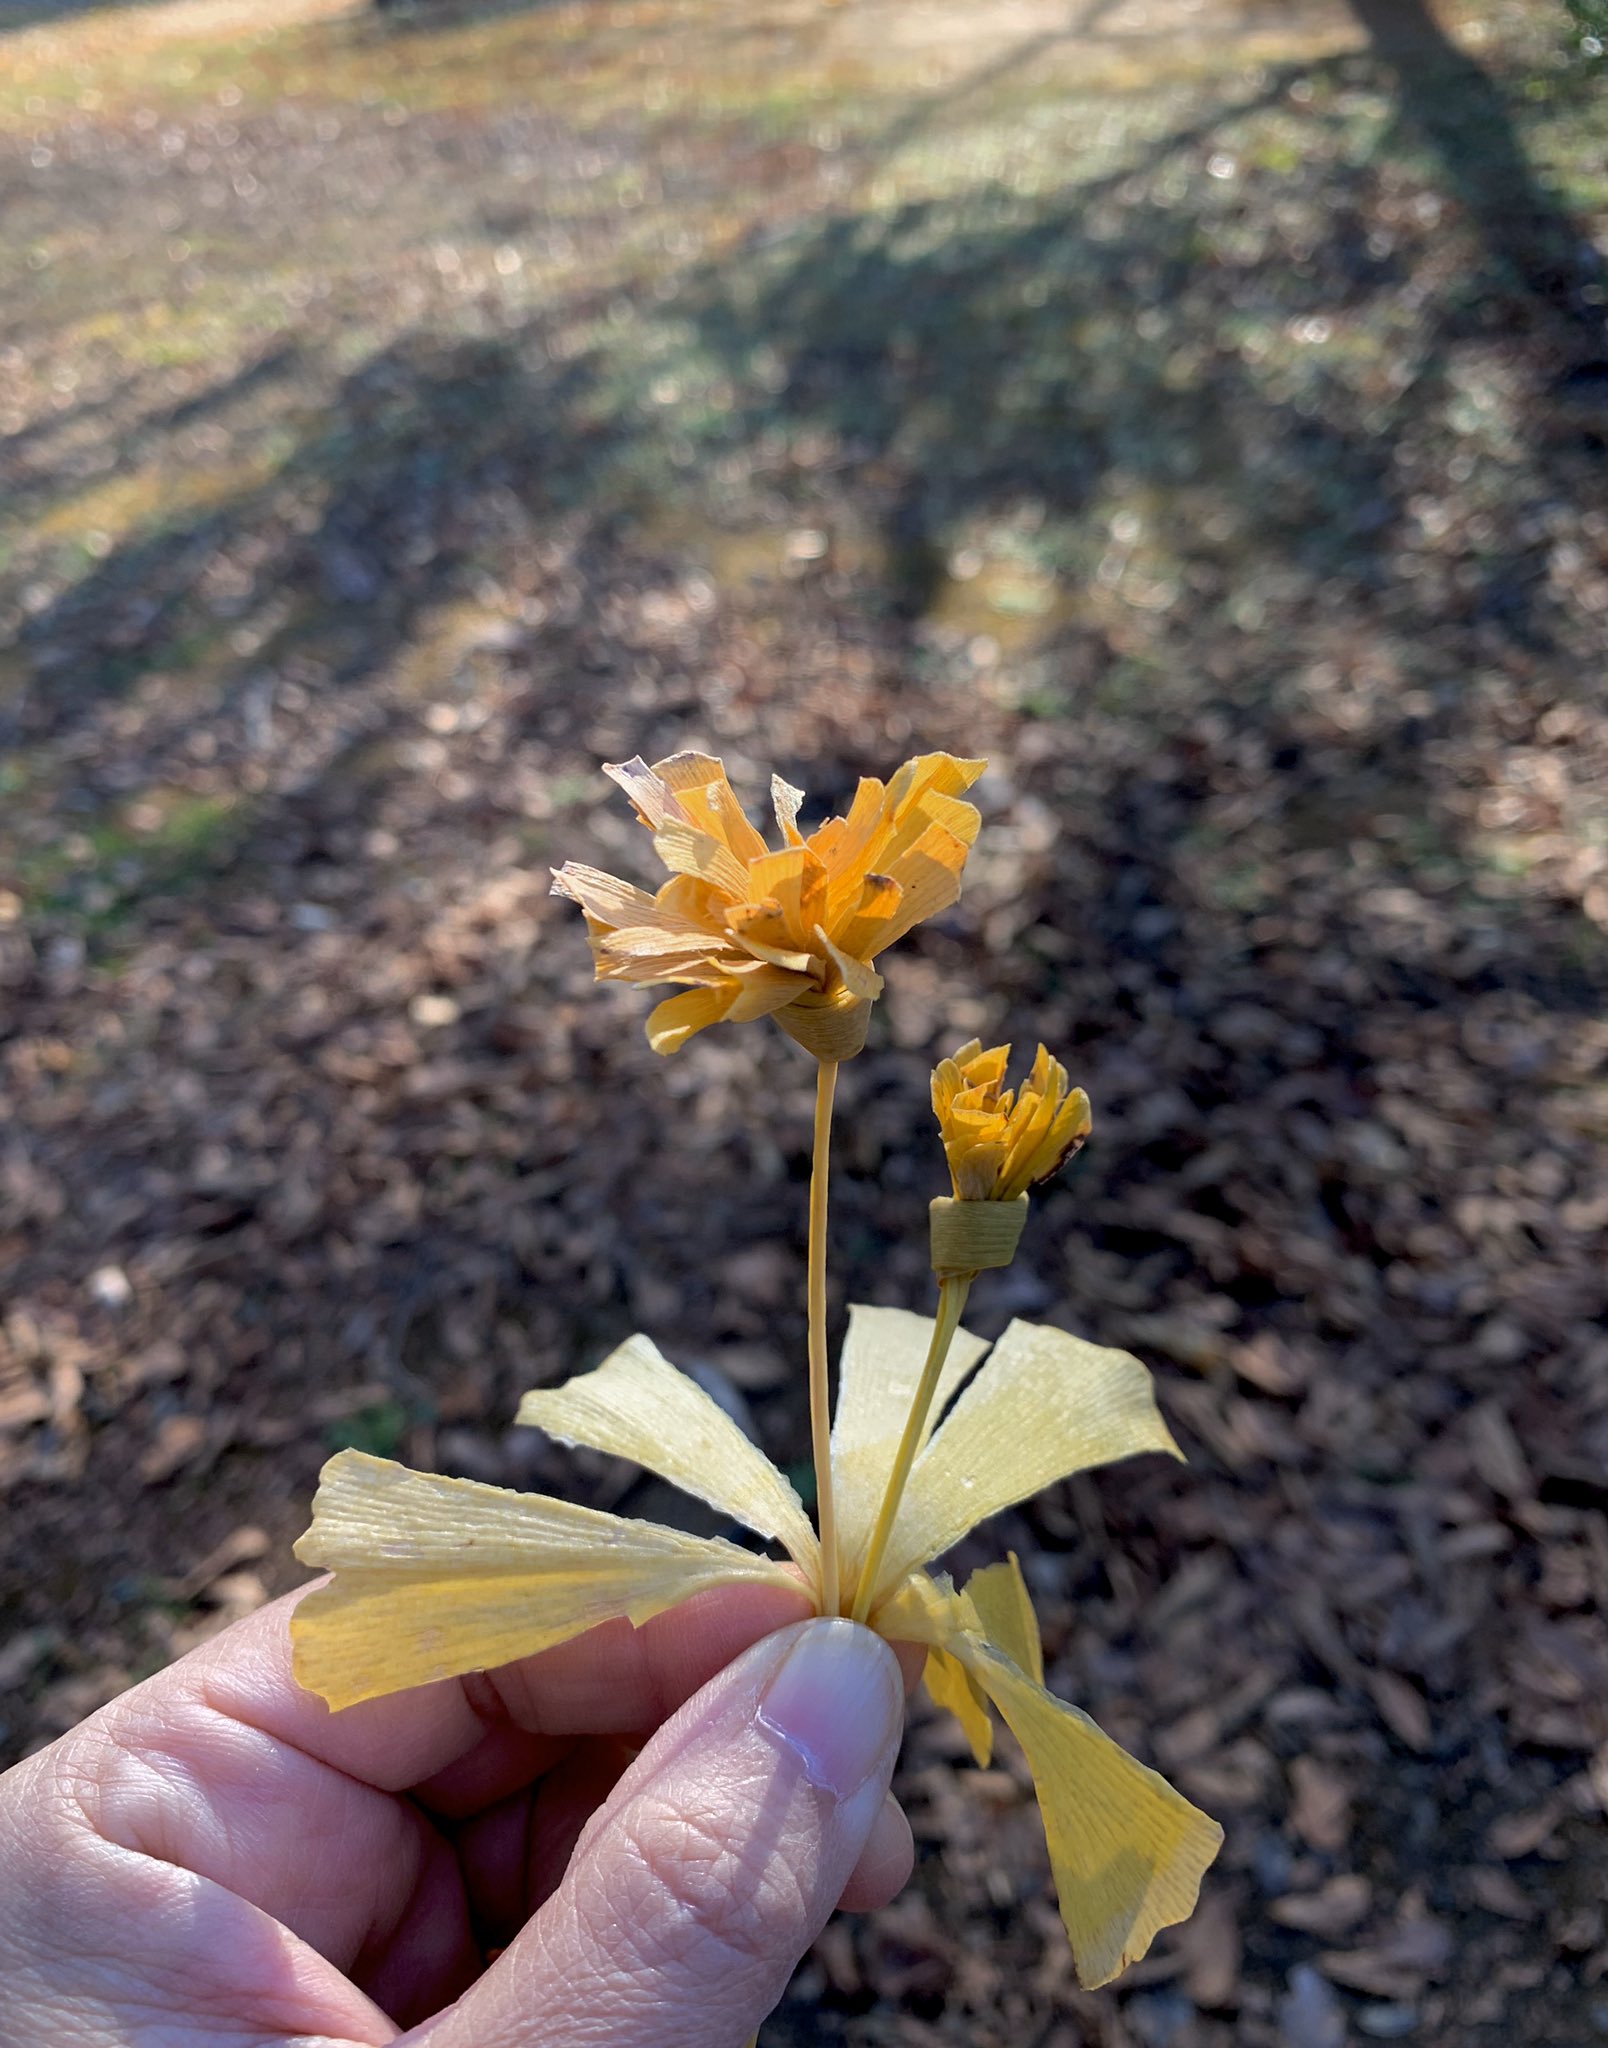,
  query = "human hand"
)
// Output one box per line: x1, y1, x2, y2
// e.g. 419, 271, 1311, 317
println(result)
0, 1578, 915, 2046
